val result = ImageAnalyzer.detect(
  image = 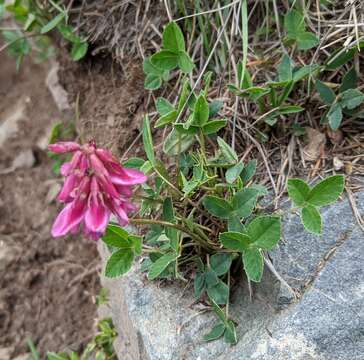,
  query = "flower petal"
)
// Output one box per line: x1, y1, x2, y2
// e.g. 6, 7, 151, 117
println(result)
85, 195, 110, 234
60, 162, 72, 176
84, 228, 102, 241
90, 154, 119, 198
48, 141, 80, 154
95, 148, 119, 164
109, 167, 147, 185
109, 199, 129, 226
115, 184, 133, 198
51, 199, 86, 237
57, 174, 80, 202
